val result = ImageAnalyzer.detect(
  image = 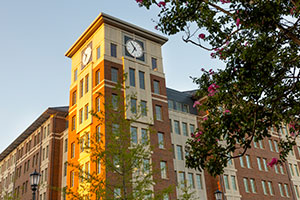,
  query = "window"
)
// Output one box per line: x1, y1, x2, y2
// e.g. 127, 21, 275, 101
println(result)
163, 194, 169, 200
111, 67, 118, 82
151, 57, 157, 70
275, 164, 279, 173
263, 158, 268, 171
96, 70, 100, 85
279, 183, 284, 197
72, 116, 76, 131
176, 145, 183, 160
111, 43, 117, 57
258, 140, 264, 149
64, 162, 67, 177
289, 163, 295, 176
113, 156, 120, 169
174, 121, 180, 135
268, 181, 274, 195
295, 185, 300, 198
96, 125, 101, 142
253, 140, 258, 148
188, 173, 195, 188
46, 145, 49, 158
239, 157, 245, 168
141, 129, 148, 144
97, 46, 101, 59
231, 175, 237, 191
295, 164, 299, 176
160, 161, 167, 179
96, 97, 100, 112
72, 91, 77, 106
139, 71, 145, 89
257, 157, 262, 171
74, 69, 78, 81
246, 155, 251, 168
182, 122, 188, 136
250, 178, 256, 193
262, 180, 267, 195
243, 178, 249, 193
129, 68, 135, 87
85, 104, 89, 120
268, 140, 274, 151
284, 184, 290, 197
130, 127, 138, 144
224, 175, 230, 190
85, 74, 89, 93
274, 141, 279, 152
168, 100, 174, 109
155, 105, 162, 120
182, 104, 189, 113
70, 171, 74, 187
280, 165, 284, 174
196, 174, 203, 189
141, 101, 147, 116
143, 159, 150, 174
80, 79, 84, 97
178, 172, 185, 187
114, 188, 121, 199
79, 109, 83, 124
153, 80, 160, 94
112, 94, 118, 110
189, 124, 195, 135
158, 132, 164, 149
71, 143, 75, 158
130, 98, 137, 114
